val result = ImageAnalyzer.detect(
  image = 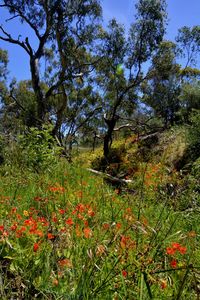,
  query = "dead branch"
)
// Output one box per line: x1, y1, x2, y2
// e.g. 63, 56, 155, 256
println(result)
87, 168, 133, 185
